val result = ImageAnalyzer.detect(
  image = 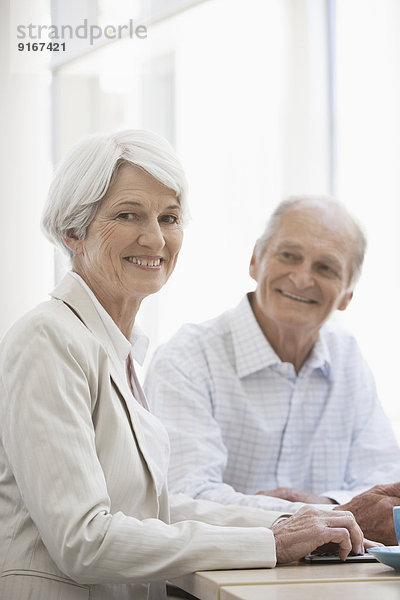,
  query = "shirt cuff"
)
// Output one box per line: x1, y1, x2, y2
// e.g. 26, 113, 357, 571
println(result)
321, 490, 358, 505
